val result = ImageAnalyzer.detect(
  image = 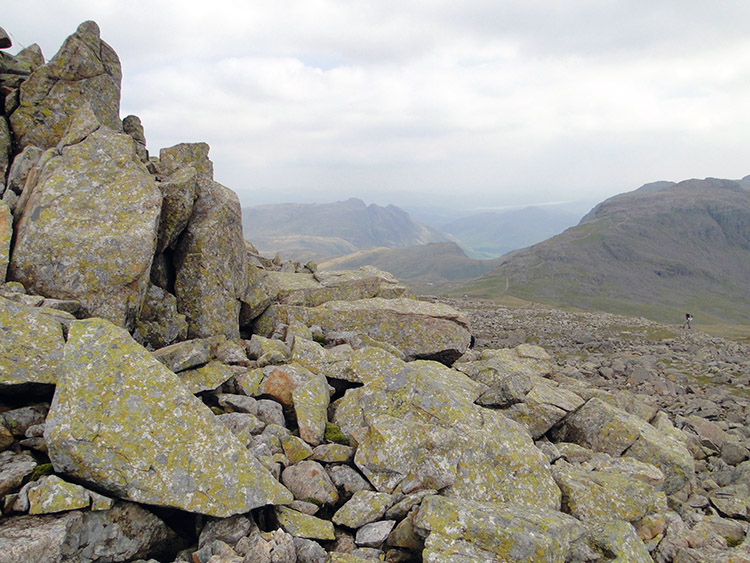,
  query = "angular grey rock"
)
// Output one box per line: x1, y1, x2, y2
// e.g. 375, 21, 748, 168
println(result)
151, 338, 211, 372
8, 106, 161, 330
0, 450, 37, 497
158, 142, 248, 339
0, 296, 67, 385
414, 495, 583, 562
133, 284, 188, 349
155, 165, 198, 253
256, 297, 471, 365
0, 502, 179, 563
10, 21, 122, 151
281, 460, 339, 506
45, 318, 292, 517
122, 114, 149, 163
0, 202, 11, 281
332, 490, 394, 528
356, 520, 396, 548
